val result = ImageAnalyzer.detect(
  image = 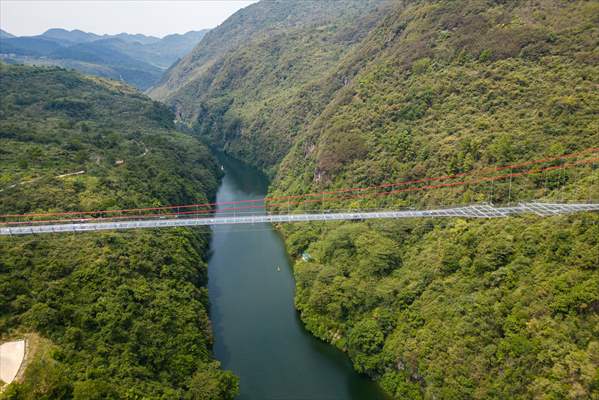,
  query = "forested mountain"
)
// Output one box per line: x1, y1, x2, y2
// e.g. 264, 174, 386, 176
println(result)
0, 29, 208, 90
153, 0, 599, 398
0, 64, 237, 399
148, 0, 390, 157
